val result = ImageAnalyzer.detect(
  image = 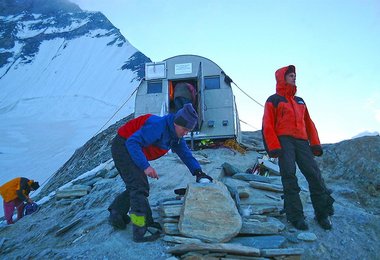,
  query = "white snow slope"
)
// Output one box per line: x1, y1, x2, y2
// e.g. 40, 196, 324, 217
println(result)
0, 11, 143, 216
